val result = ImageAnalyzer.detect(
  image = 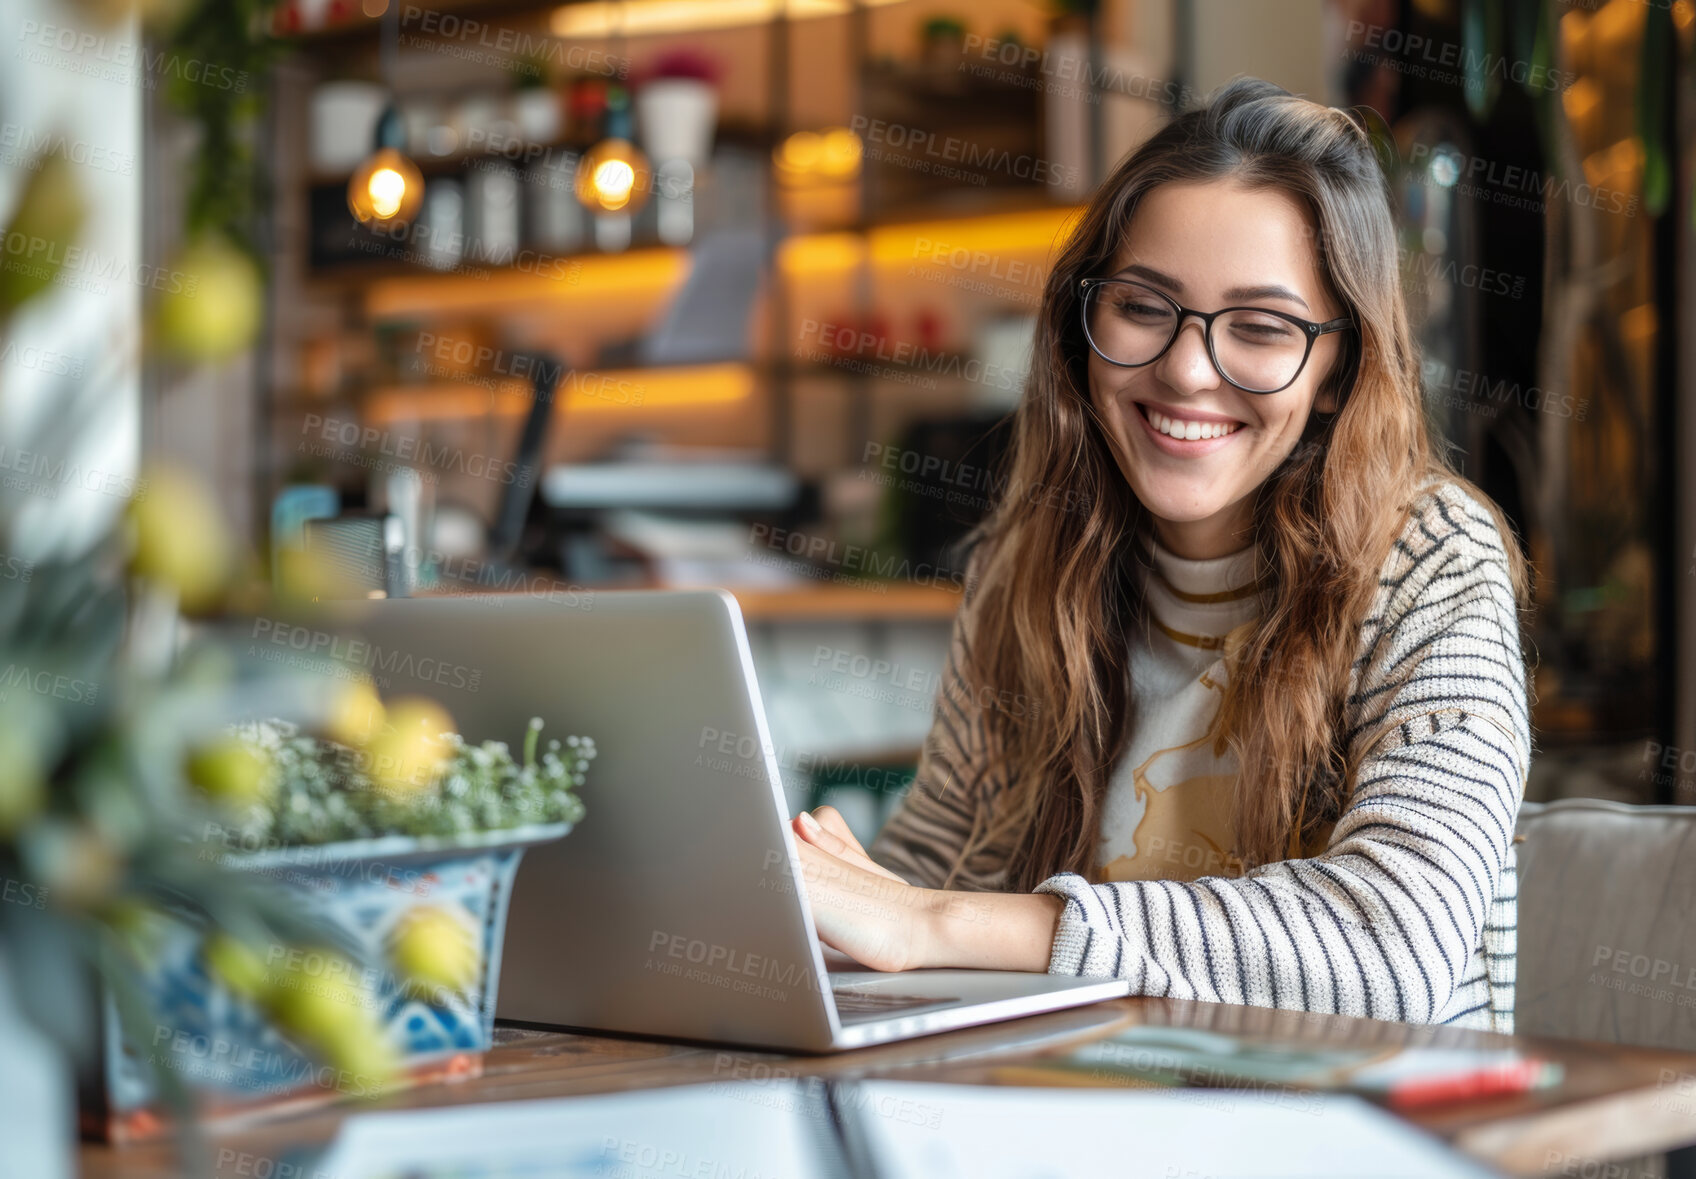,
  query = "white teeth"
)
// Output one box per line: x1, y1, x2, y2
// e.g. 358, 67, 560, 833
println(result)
1147, 409, 1241, 441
